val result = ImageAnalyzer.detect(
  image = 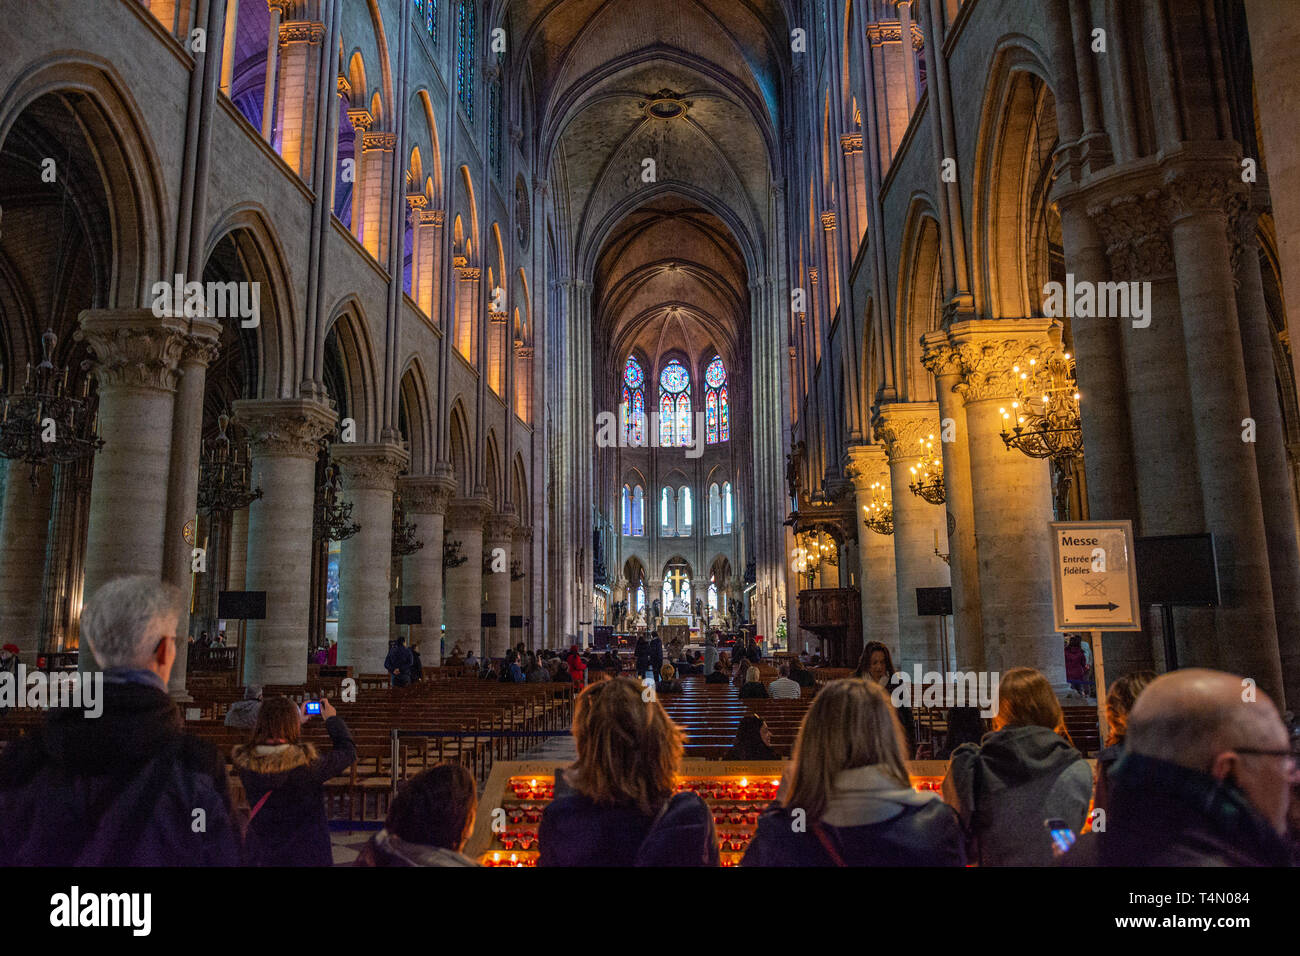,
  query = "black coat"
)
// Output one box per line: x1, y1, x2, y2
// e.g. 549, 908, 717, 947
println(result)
233, 716, 357, 866
739, 681, 768, 699
1063, 751, 1292, 867
384, 644, 414, 686
742, 800, 966, 867
539, 790, 719, 867
0, 680, 241, 866
649, 639, 664, 672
